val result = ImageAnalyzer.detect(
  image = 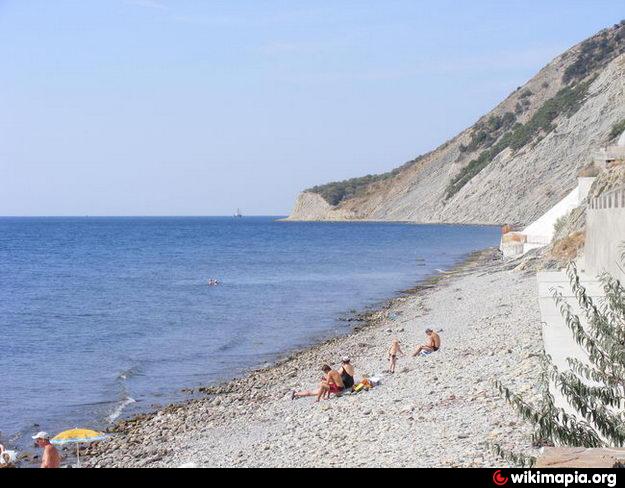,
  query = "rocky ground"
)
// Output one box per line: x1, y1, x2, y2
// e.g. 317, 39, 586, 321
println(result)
83, 249, 544, 468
